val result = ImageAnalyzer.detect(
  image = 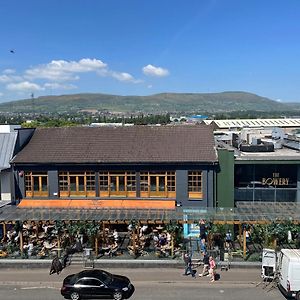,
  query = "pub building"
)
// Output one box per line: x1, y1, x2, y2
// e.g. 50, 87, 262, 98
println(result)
11, 125, 218, 209
216, 126, 300, 207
